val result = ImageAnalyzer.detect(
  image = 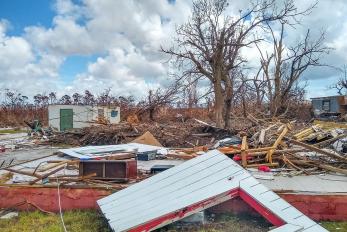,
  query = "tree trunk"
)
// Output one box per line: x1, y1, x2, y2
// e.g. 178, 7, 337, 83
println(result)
149, 107, 155, 121
214, 79, 225, 128
223, 77, 233, 129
